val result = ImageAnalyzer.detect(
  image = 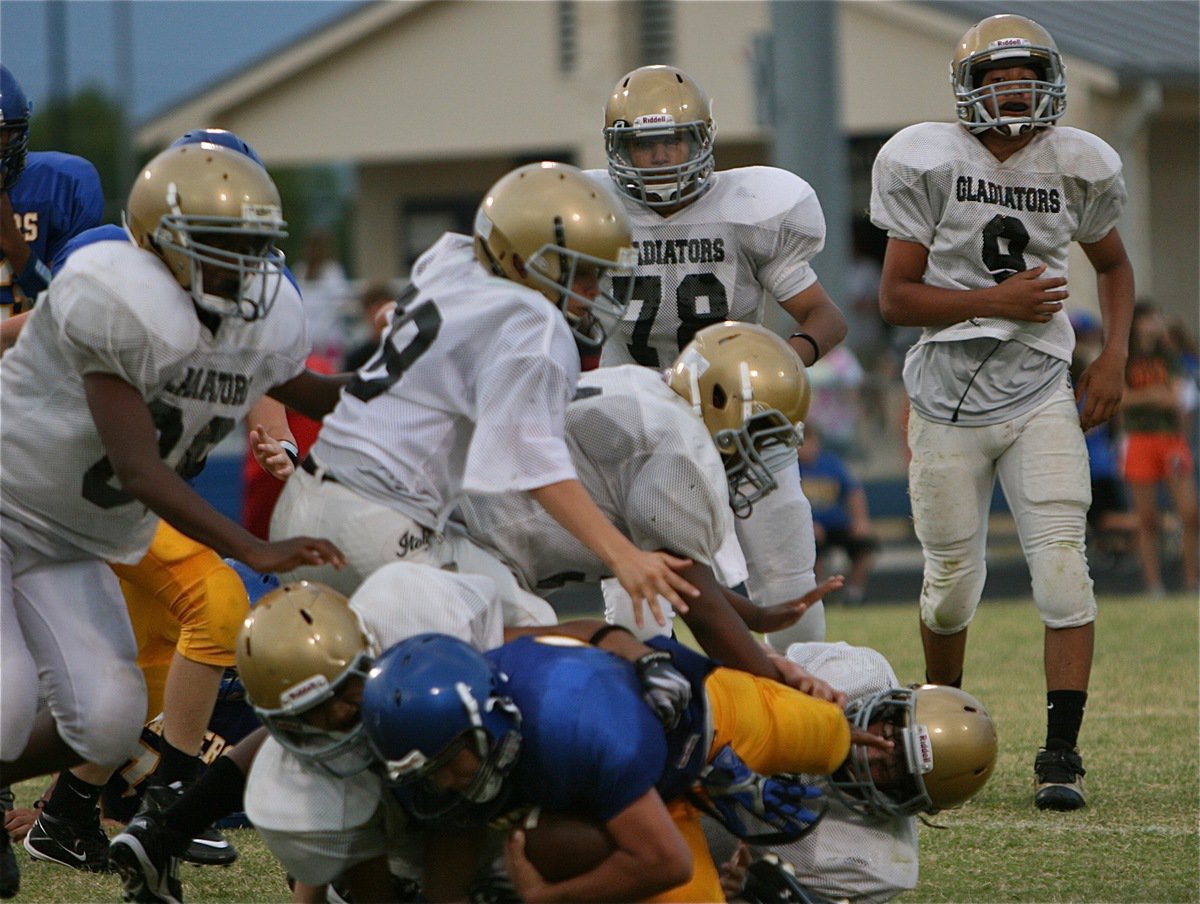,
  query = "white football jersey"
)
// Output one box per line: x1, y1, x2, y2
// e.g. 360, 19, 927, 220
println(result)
586, 167, 825, 368
311, 233, 579, 531
871, 123, 1125, 363
0, 240, 307, 563
456, 366, 738, 592
774, 642, 918, 902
